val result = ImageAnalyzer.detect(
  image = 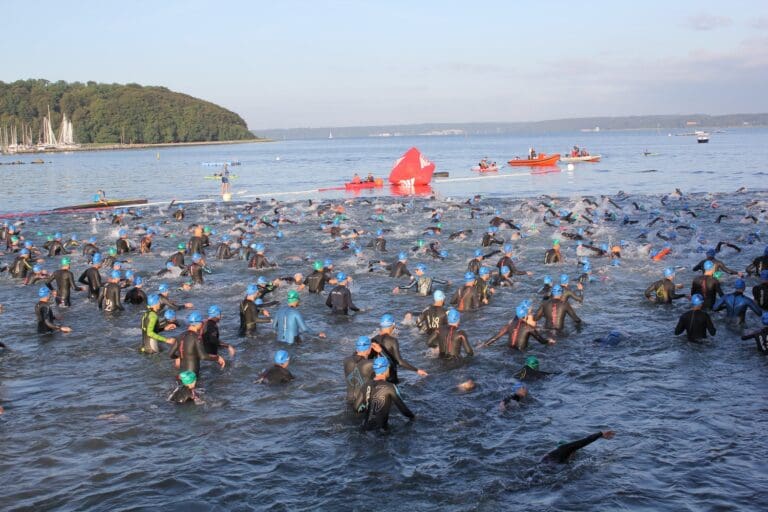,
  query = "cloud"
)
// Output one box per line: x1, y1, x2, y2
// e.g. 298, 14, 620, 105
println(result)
684, 14, 732, 31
